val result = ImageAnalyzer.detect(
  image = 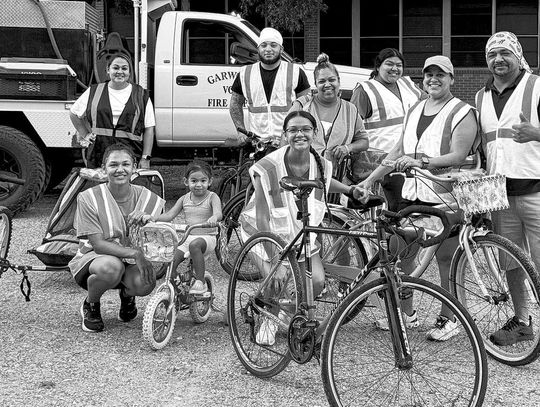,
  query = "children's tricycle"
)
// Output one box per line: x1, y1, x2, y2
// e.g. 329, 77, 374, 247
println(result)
139, 222, 216, 350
